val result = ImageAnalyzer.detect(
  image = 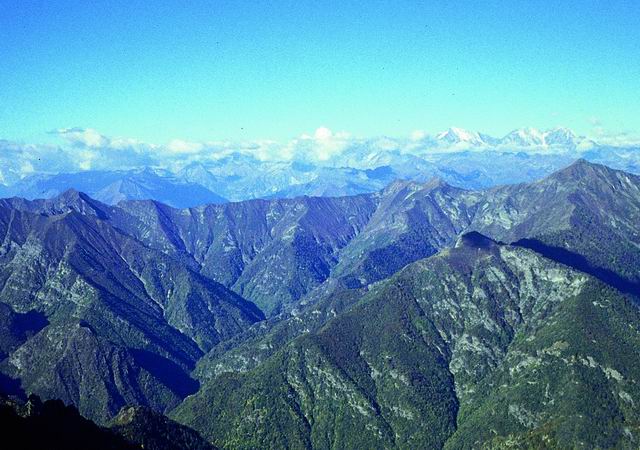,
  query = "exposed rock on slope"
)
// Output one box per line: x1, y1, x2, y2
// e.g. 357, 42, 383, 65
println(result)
0, 194, 262, 423
175, 234, 639, 448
